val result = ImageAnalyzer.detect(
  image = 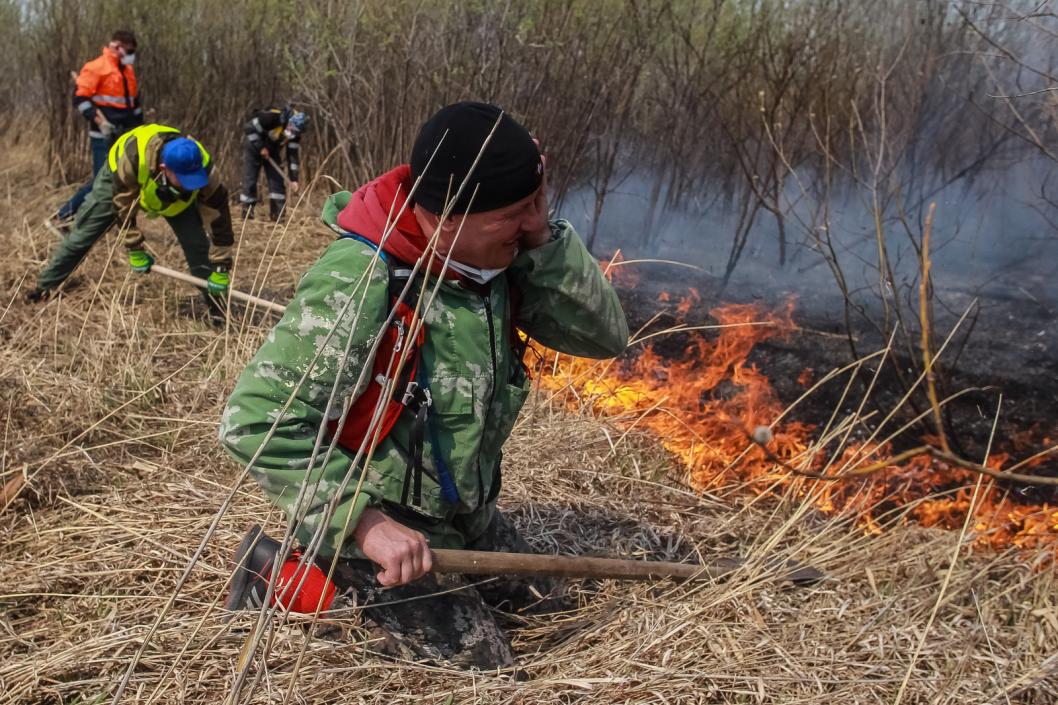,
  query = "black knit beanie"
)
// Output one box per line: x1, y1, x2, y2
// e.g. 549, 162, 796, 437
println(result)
410, 101, 542, 215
